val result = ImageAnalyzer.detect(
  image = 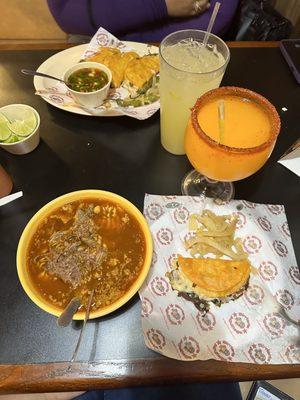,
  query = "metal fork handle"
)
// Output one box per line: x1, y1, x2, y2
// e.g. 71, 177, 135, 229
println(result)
21, 69, 65, 84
